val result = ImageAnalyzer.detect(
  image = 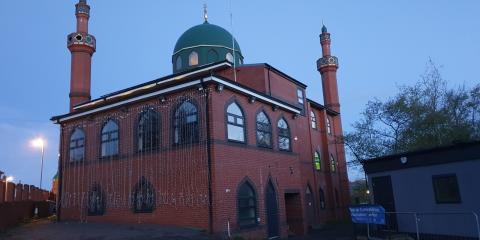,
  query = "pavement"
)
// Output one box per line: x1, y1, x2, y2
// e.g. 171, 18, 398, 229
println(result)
289, 222, 357, 240
1, 219, 358, 240
0, 219, 211, 240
